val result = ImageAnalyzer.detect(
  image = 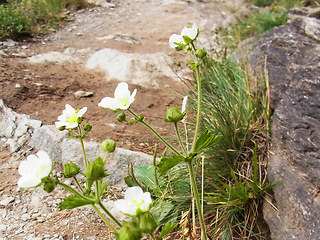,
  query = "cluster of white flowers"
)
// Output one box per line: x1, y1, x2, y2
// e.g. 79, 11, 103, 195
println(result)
18, 24, 195, 230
